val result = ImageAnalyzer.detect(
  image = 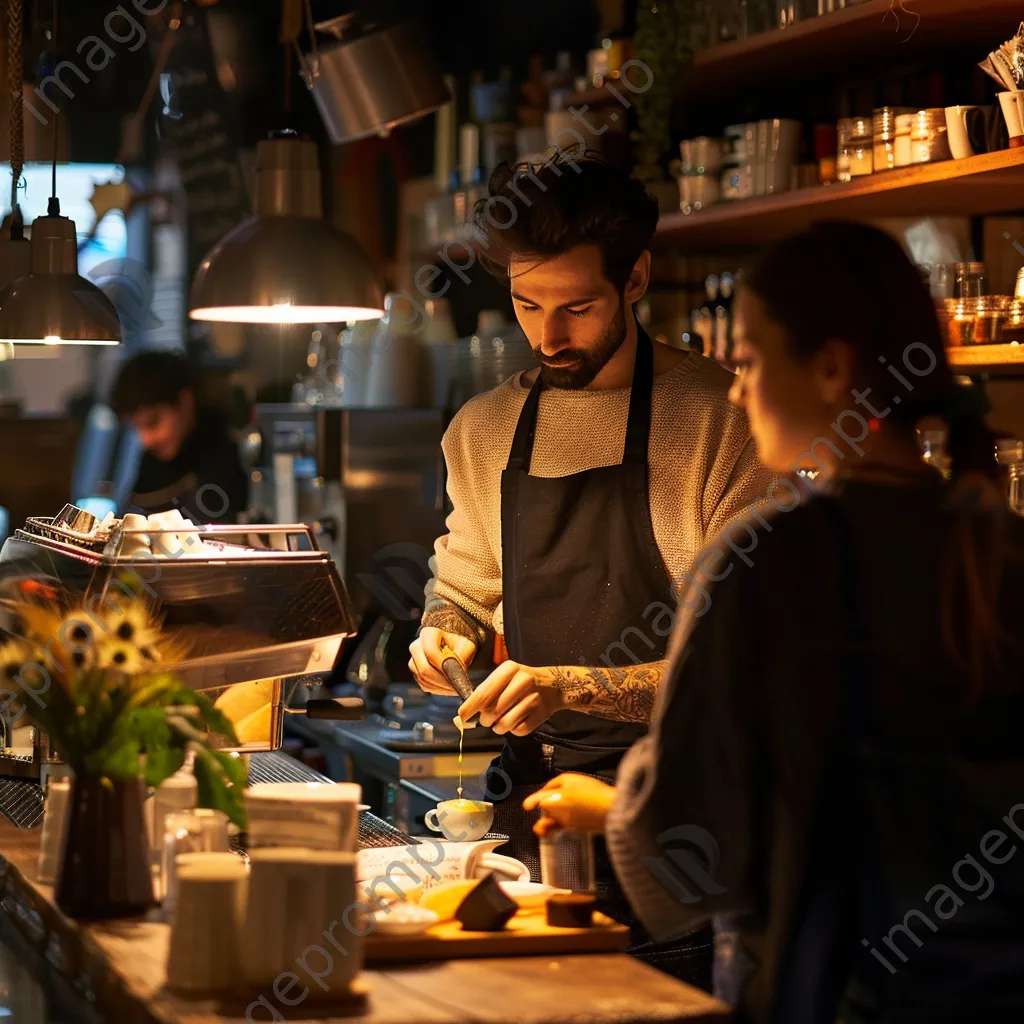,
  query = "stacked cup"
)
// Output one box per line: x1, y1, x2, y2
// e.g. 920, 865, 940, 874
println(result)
166, 855, 249, 993
241, 848, 367, 994
238, 782, 366, 1000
